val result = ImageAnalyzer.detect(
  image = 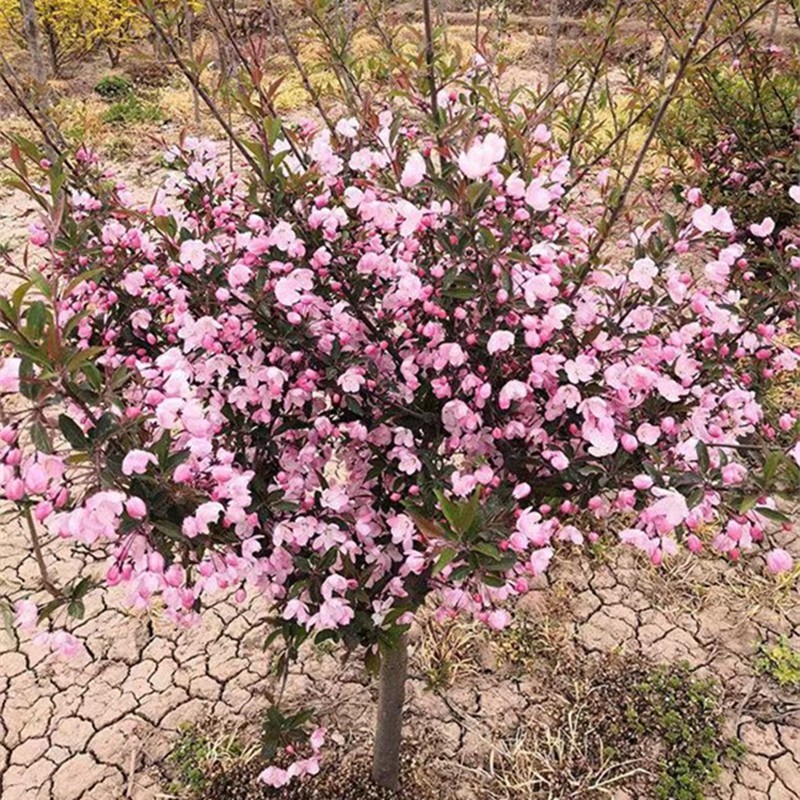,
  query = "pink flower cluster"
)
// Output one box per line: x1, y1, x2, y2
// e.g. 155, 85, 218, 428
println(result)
258, 728, 326, 788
